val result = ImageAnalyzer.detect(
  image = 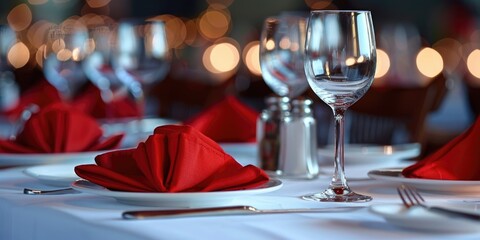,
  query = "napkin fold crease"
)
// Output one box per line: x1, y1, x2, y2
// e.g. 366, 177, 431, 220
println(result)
75, 125, 269, 192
